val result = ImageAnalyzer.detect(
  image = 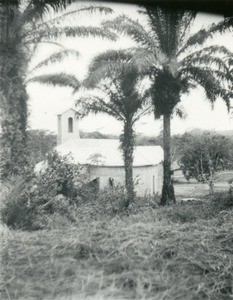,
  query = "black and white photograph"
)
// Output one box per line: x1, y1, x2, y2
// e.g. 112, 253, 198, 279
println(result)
0, 0, 233, 299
